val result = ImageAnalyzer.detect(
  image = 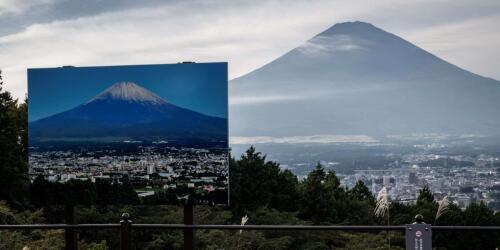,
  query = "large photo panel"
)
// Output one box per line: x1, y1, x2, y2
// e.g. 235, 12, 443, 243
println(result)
28, 62, 228, 205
